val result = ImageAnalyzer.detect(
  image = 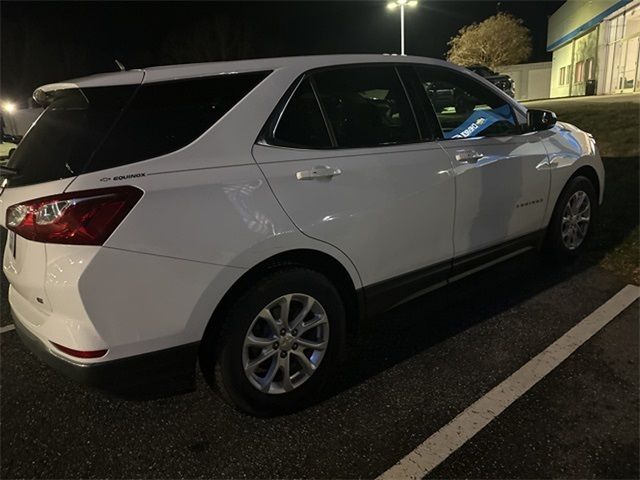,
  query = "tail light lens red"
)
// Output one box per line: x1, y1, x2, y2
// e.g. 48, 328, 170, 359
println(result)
5, 186, 143, 245
50, 341, 108, 359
